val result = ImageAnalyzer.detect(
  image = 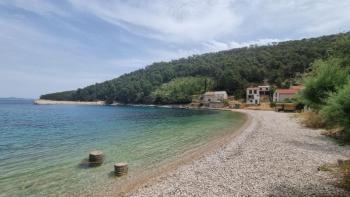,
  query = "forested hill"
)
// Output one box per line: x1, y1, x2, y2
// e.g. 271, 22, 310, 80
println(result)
40, 32, 349, 104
